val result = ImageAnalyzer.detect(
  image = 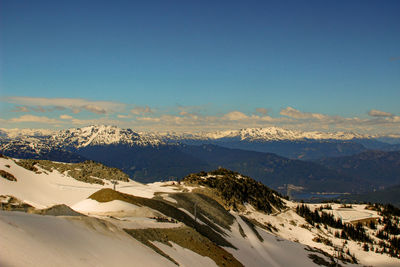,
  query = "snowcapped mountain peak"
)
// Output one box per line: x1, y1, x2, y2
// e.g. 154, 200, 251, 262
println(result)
0, 125, 376, 160
231, 127, 365, 141
54, 125, 163, 148
0, 128, 56, 138
200, 127, 368, 141
0, 125, 164, 159
150, 126, 367, 142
